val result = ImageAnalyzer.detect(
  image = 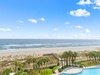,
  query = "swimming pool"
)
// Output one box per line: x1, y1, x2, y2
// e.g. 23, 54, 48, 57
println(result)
60, 68, 100, 75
